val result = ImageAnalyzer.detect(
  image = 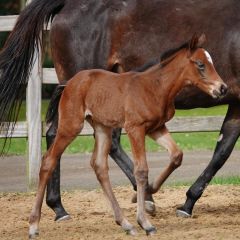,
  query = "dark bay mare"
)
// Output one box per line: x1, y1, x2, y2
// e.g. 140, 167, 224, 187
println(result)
29, 35, 226, 238
0, 0, 240, 220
